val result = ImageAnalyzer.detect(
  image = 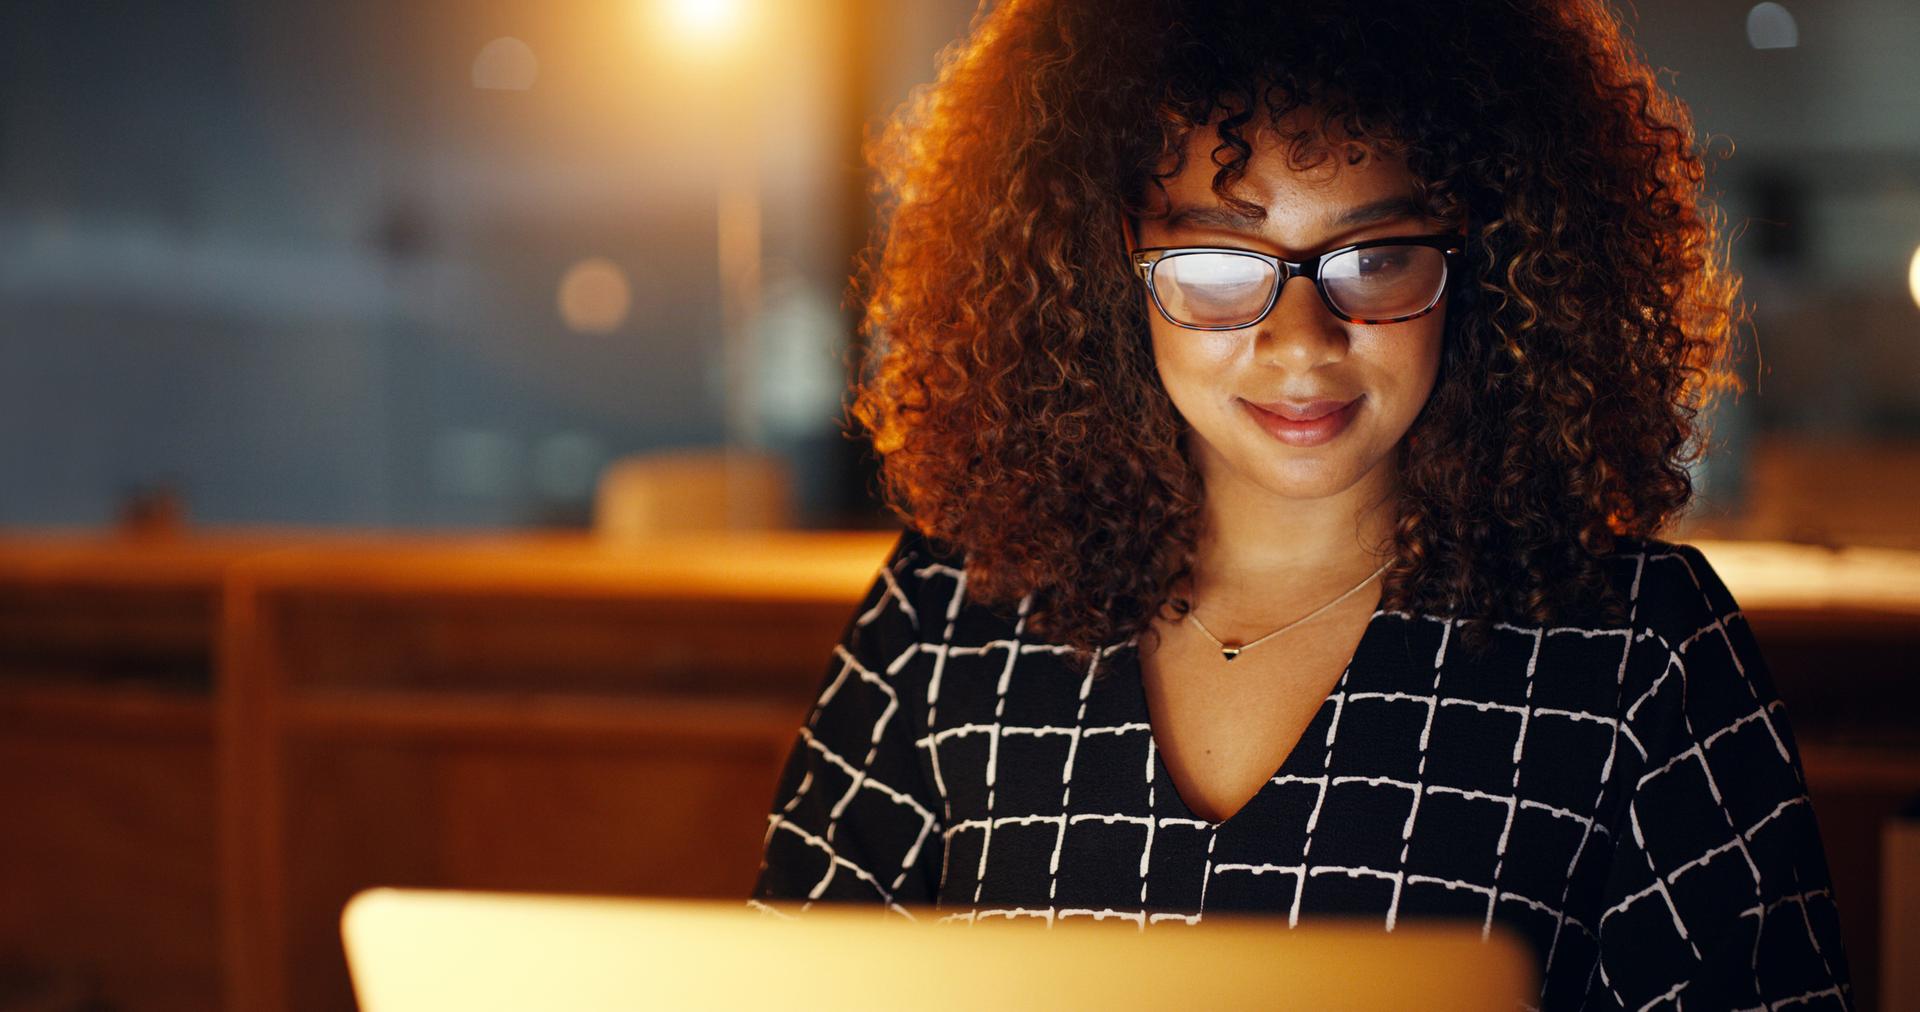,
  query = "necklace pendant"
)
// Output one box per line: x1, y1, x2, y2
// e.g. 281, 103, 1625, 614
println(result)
1221, 645, 1241, 661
